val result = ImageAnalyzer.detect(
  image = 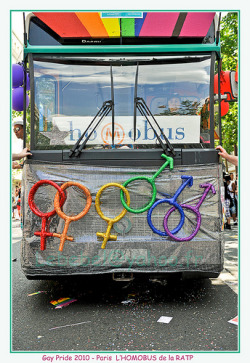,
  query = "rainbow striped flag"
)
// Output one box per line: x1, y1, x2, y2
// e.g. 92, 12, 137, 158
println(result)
28, 291, 47, 296
50, 297, 77, 309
